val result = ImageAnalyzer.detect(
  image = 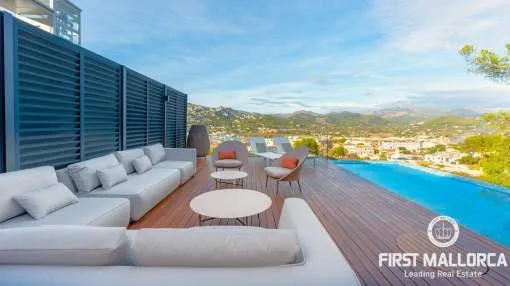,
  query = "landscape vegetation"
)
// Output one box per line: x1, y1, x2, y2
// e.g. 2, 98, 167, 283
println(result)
188, 44, 510, 188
